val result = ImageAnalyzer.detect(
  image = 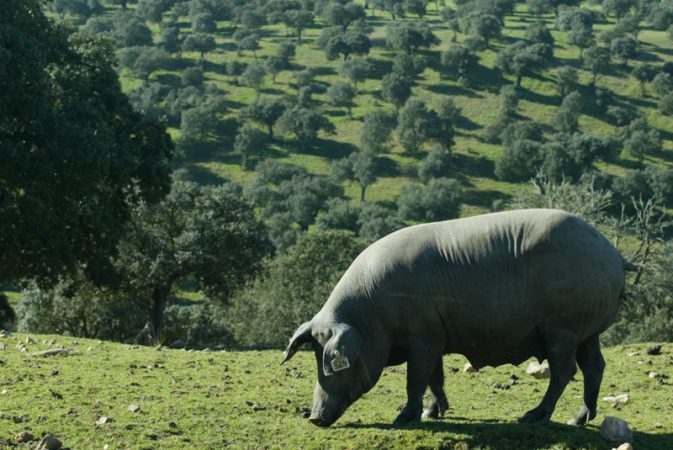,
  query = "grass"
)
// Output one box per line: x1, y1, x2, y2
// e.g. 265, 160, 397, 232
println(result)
2, 291, 20, 310
104, 0, 673, 214
0, 333, 671, 449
